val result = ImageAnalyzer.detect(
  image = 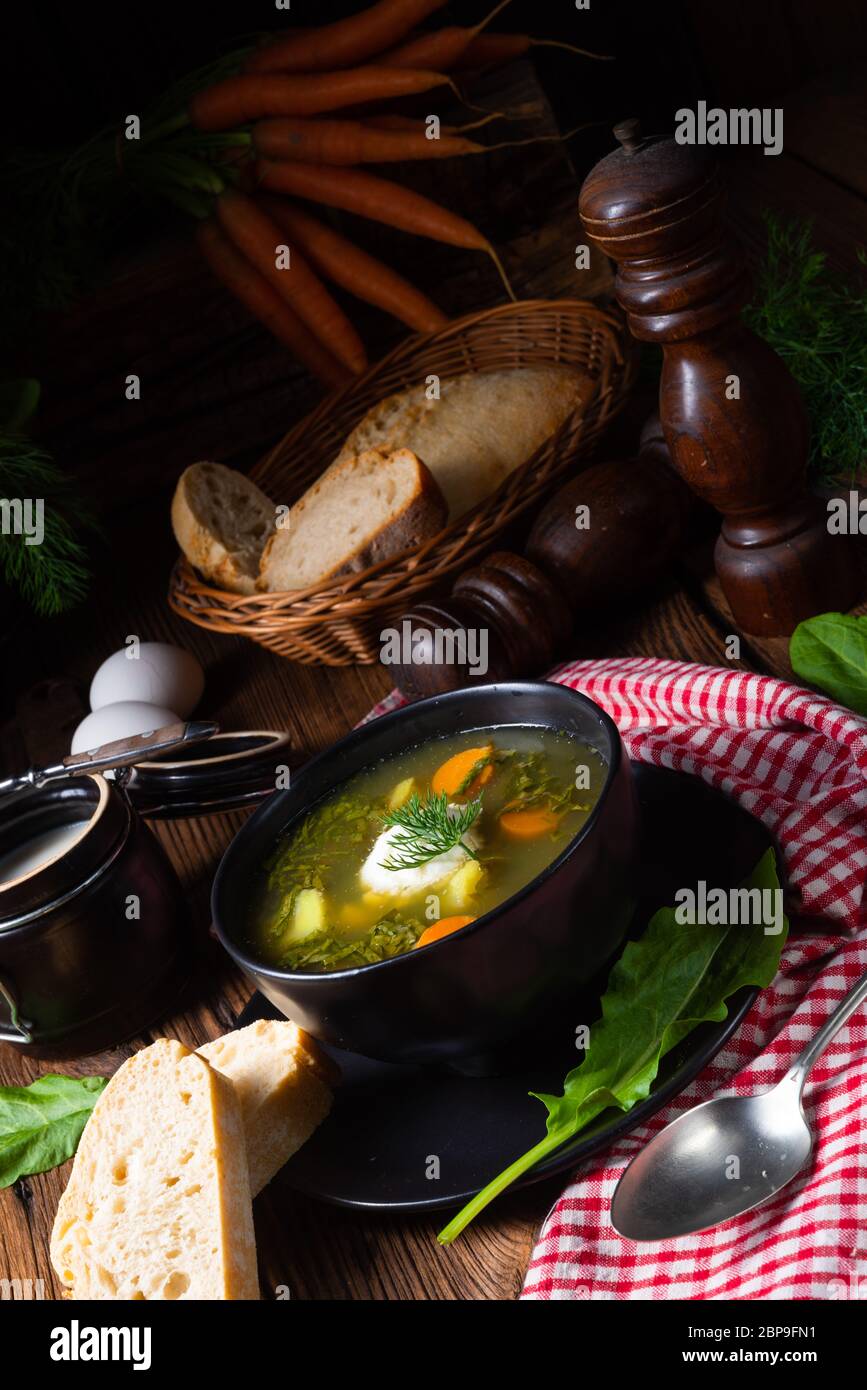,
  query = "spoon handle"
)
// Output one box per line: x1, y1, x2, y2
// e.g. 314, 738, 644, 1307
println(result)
785, 966, 867, 1090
